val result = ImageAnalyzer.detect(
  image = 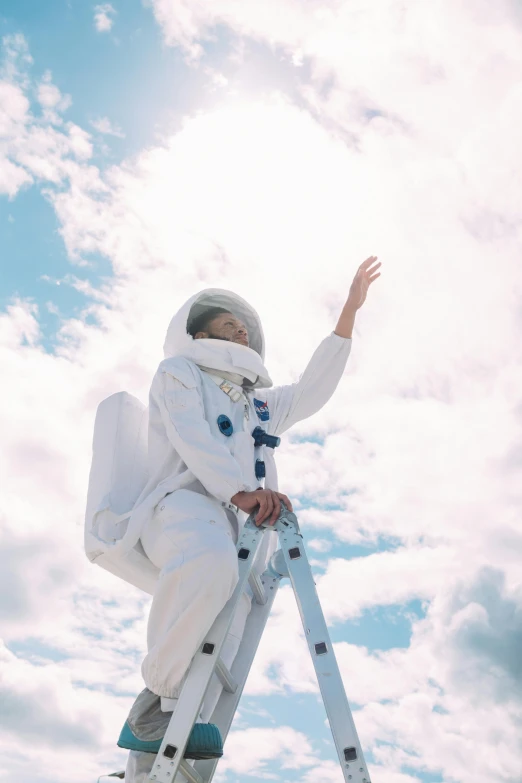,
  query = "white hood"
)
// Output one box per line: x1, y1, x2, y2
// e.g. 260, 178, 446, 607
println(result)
163, 288, 273, 389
